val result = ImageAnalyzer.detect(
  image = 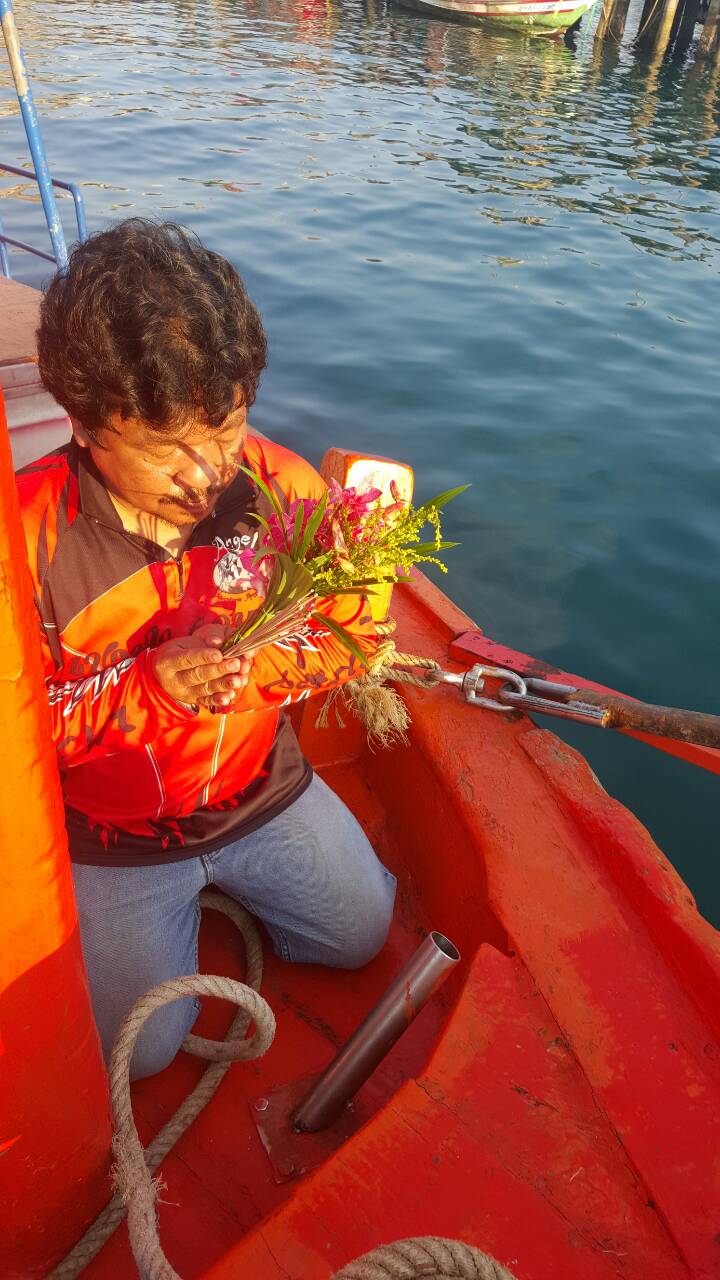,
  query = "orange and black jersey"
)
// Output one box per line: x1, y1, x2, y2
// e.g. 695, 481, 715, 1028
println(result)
16, 433, 375, 865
